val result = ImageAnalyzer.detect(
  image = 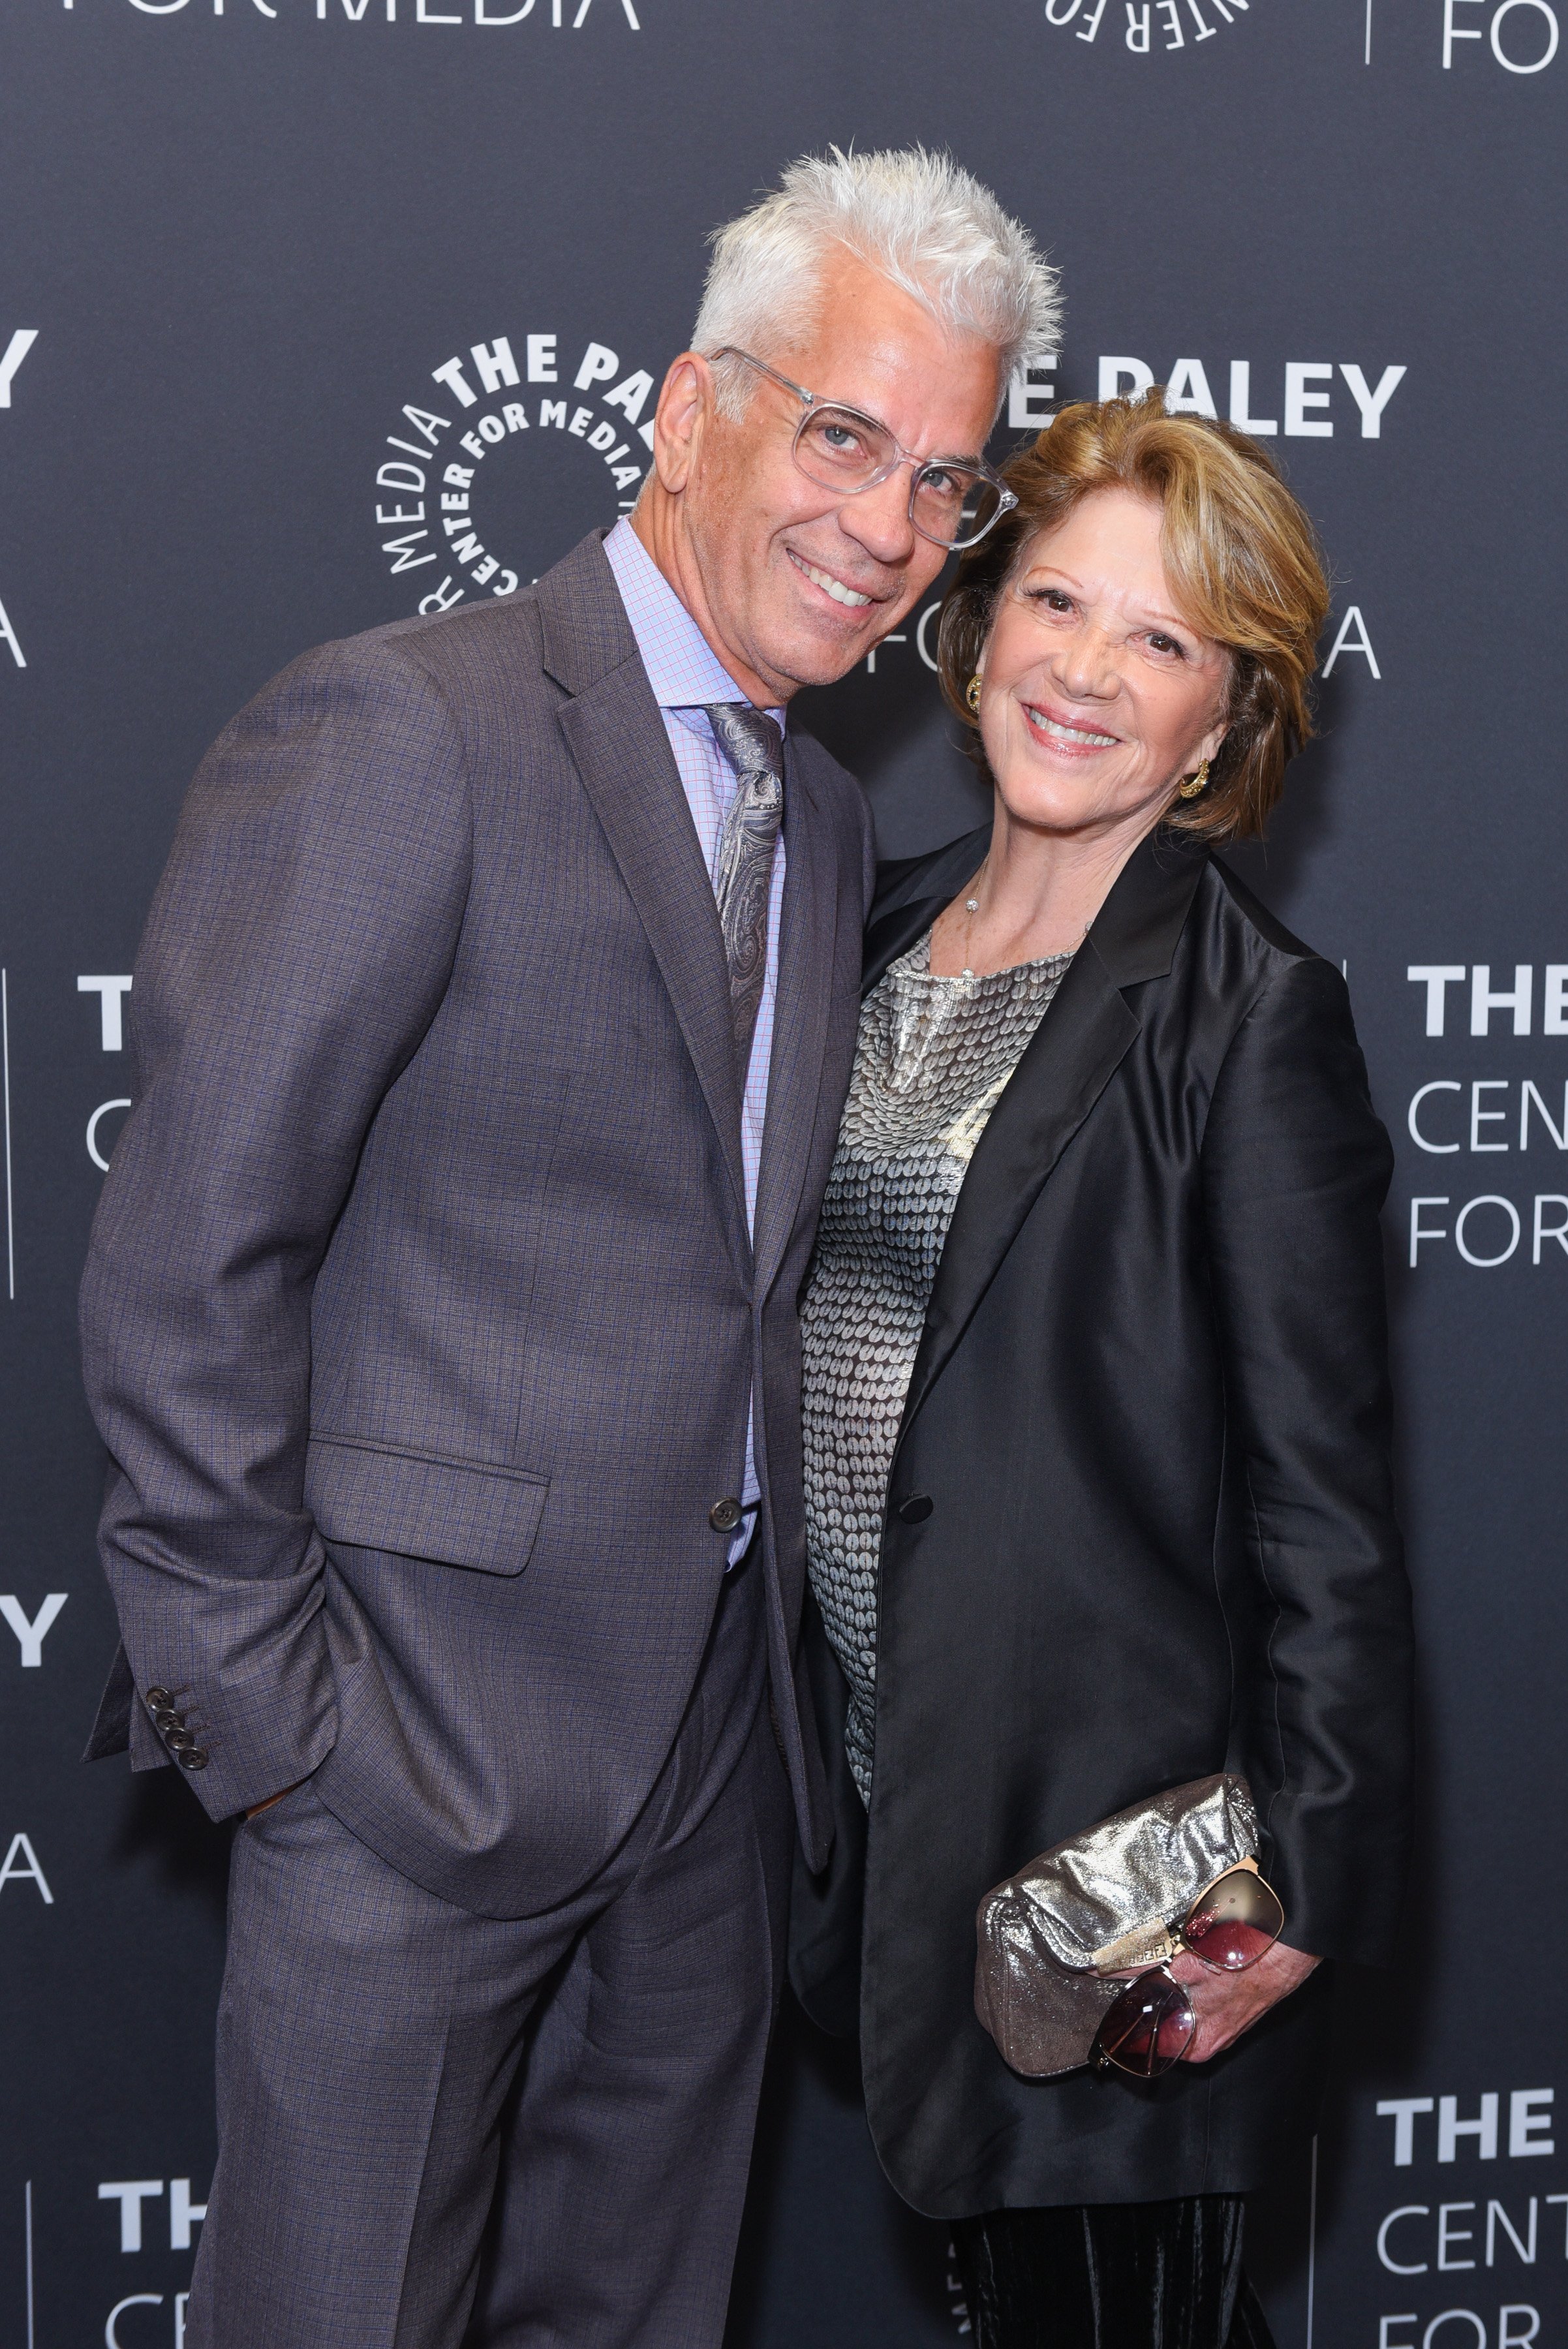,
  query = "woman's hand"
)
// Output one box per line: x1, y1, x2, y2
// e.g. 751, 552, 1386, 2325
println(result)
1169, 1942, 1320, 2062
